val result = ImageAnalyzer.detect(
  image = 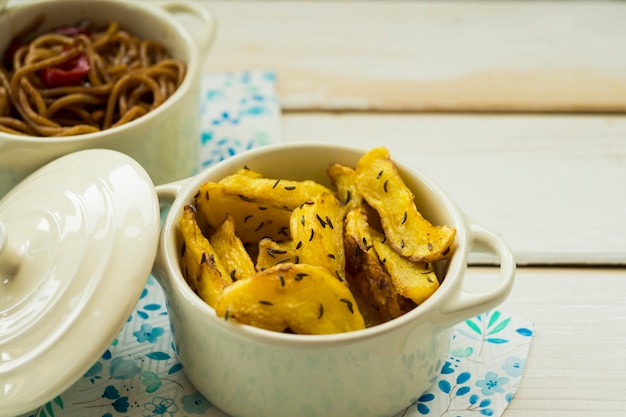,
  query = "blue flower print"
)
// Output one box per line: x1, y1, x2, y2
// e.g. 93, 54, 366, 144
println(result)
133, 324, 165, 344
112, 397, 130, 413
84, 361, 103, 383
181, 392, 212, 414
109, 357, 141, 380
415, 393, 435, 415
501, 356, 526, 377
142, 396, 178, 417
102, 385, 120, 400
476, 371, 510, 396
84, 361, 103, 377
